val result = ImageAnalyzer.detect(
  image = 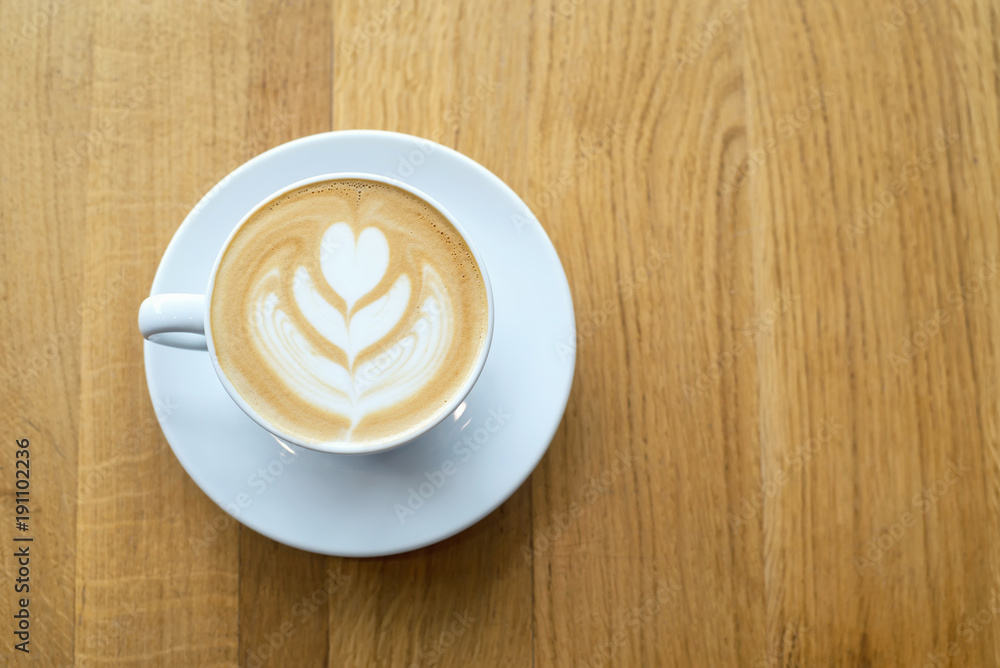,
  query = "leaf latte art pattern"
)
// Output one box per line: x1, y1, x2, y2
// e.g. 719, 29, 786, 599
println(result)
210, 178, 489, 448
250, 223, 454, 435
